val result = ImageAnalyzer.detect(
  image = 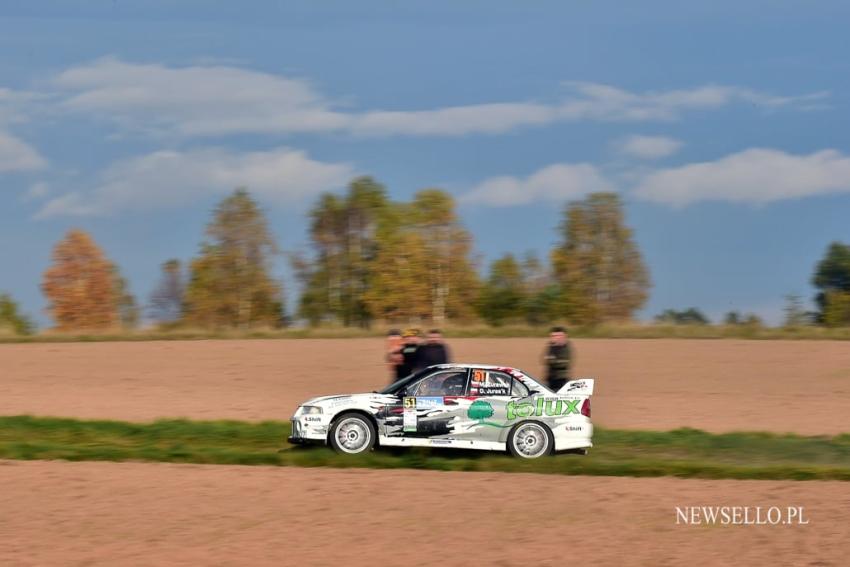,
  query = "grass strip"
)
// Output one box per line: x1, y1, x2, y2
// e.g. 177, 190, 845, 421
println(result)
4, 323, 850, 343
1, 415, 848, 481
